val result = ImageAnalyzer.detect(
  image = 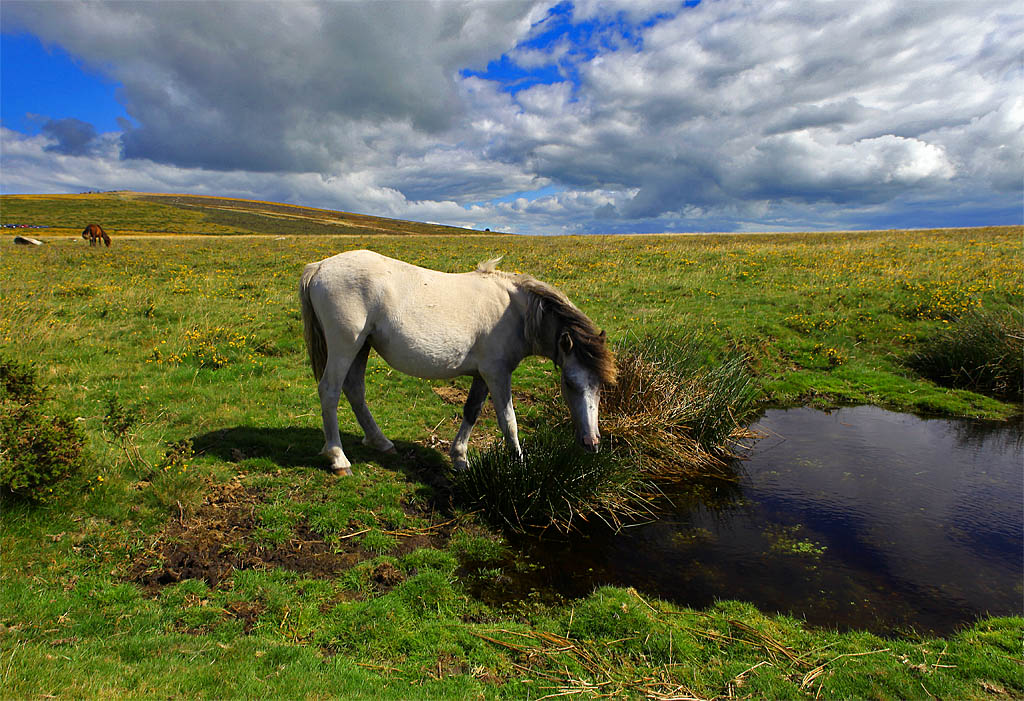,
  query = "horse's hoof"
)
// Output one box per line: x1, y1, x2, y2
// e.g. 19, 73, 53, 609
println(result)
330, 465, 353, 477
363, 436, 396, 454
451, 458, 469, 472
322, 446, 351, 475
